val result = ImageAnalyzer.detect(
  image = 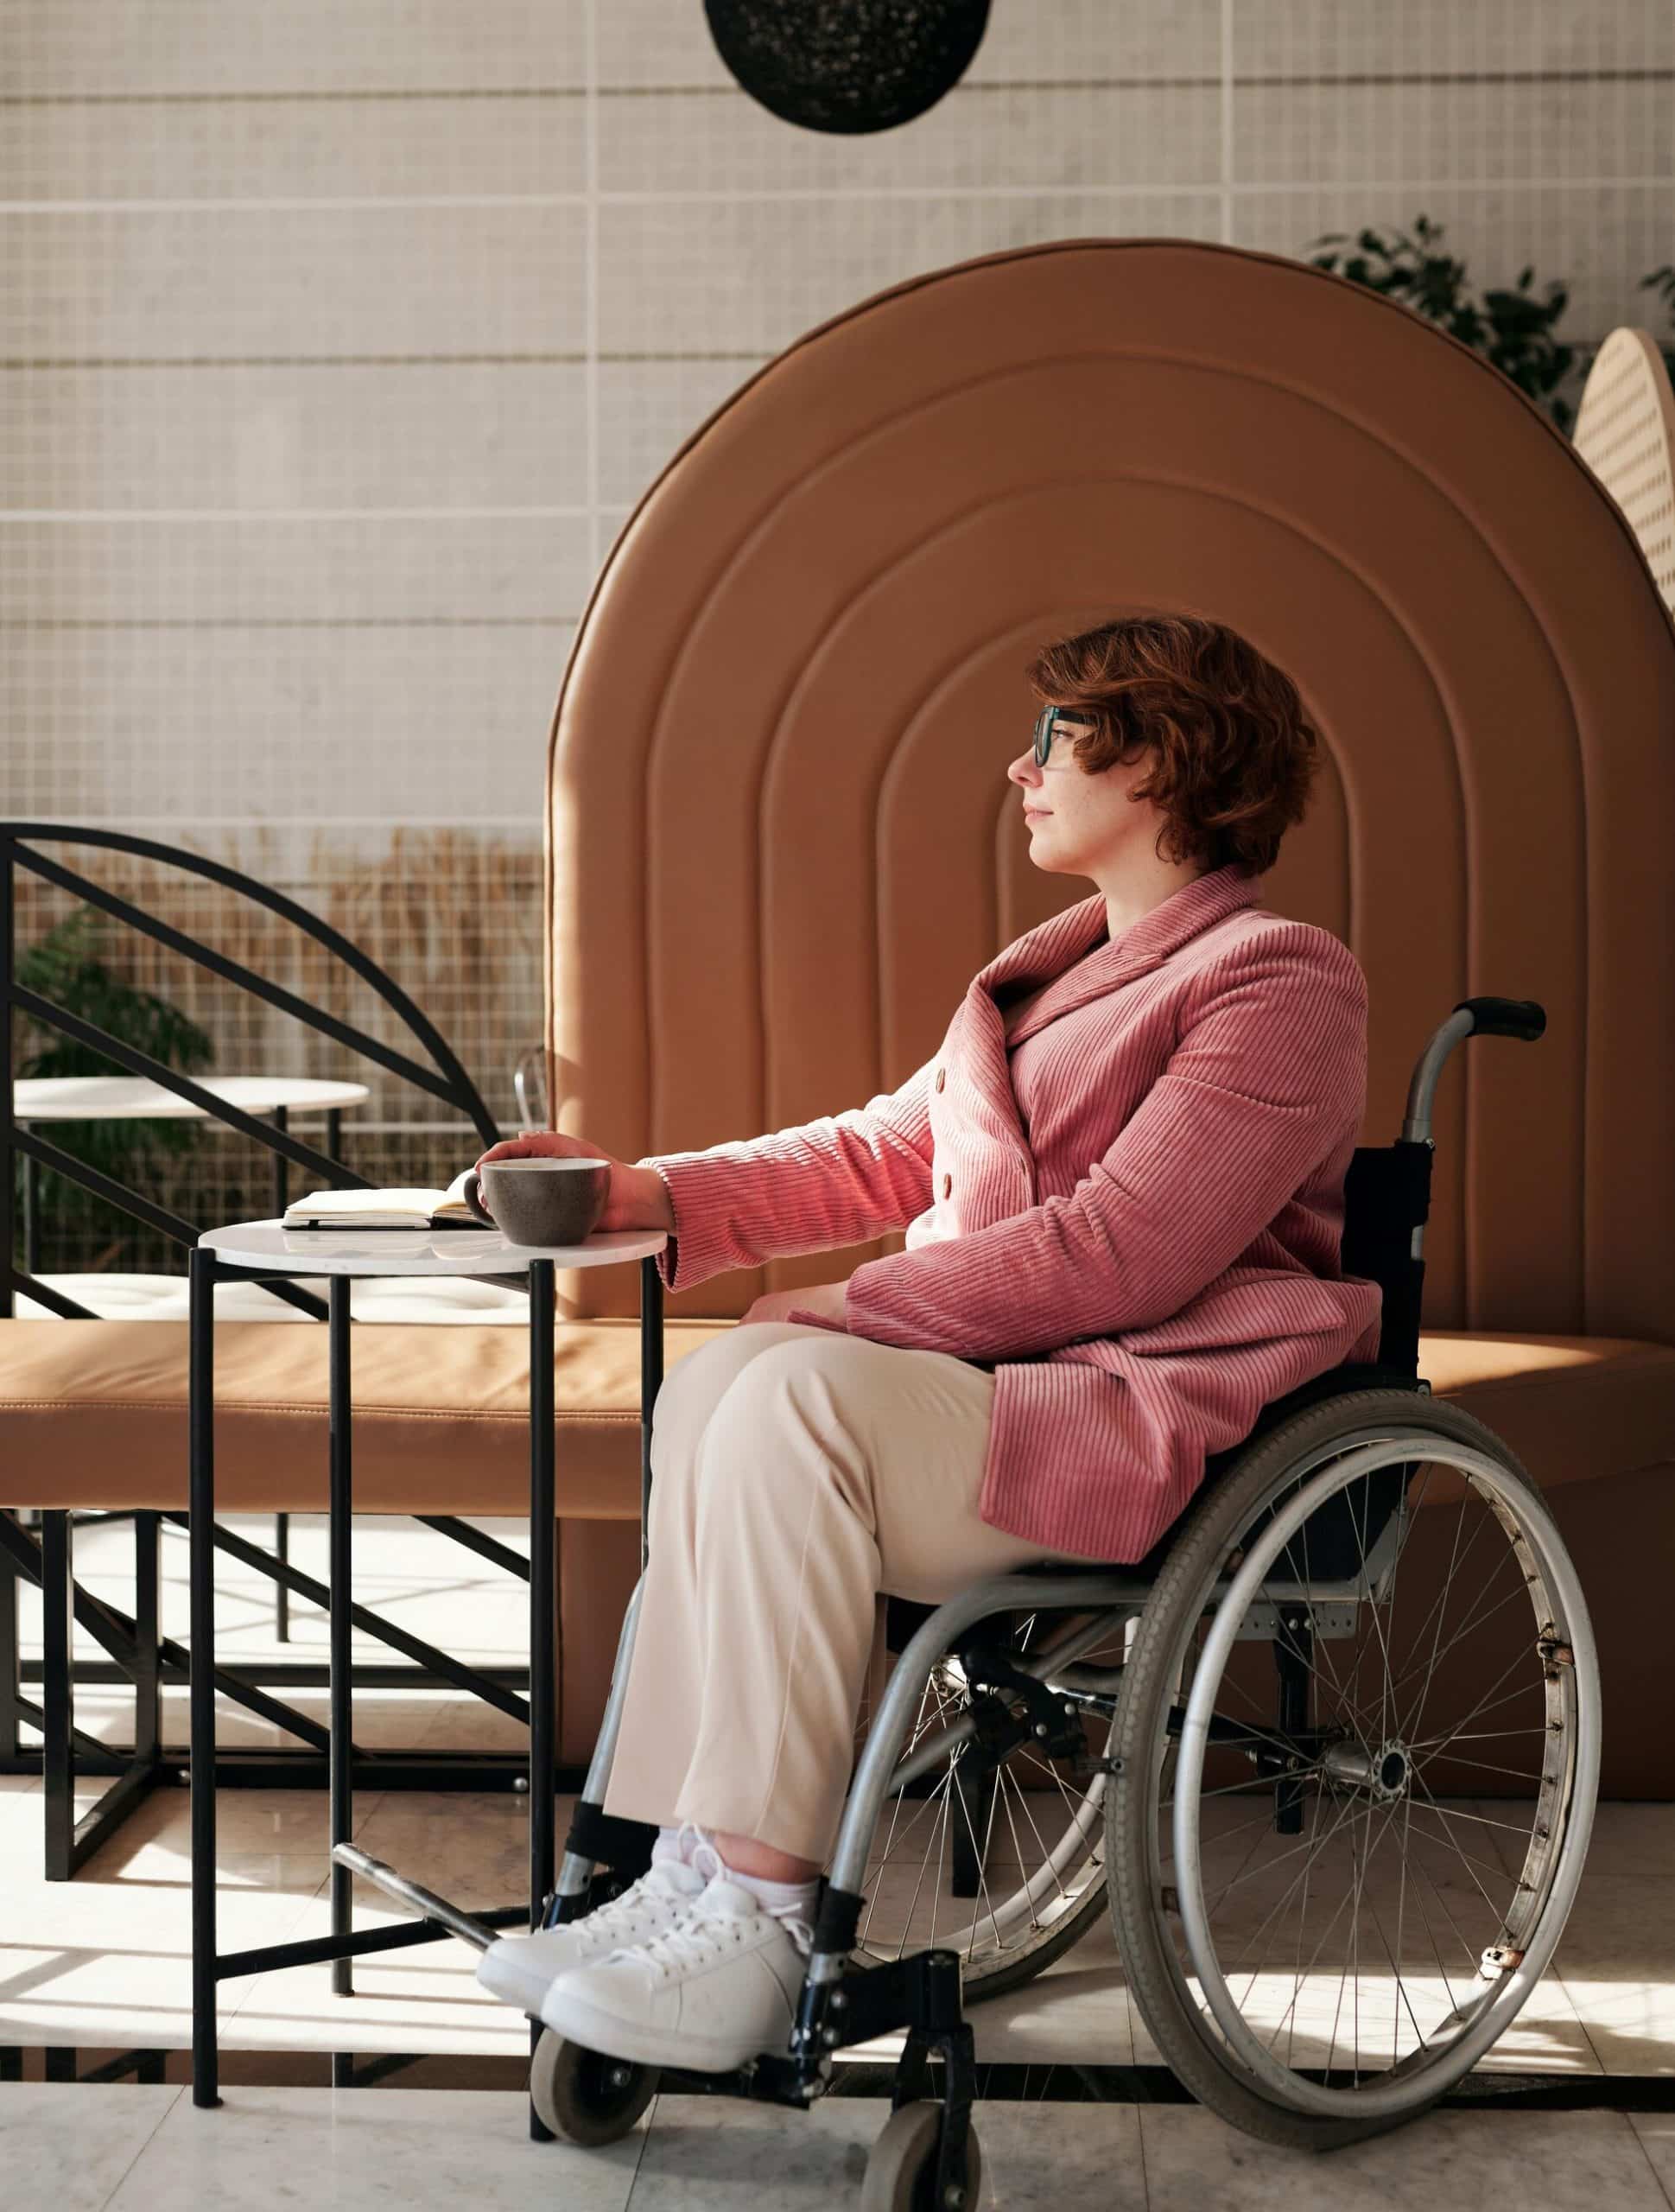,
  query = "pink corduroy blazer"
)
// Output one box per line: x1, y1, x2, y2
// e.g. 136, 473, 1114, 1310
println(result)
640, 861, 1384, 1563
